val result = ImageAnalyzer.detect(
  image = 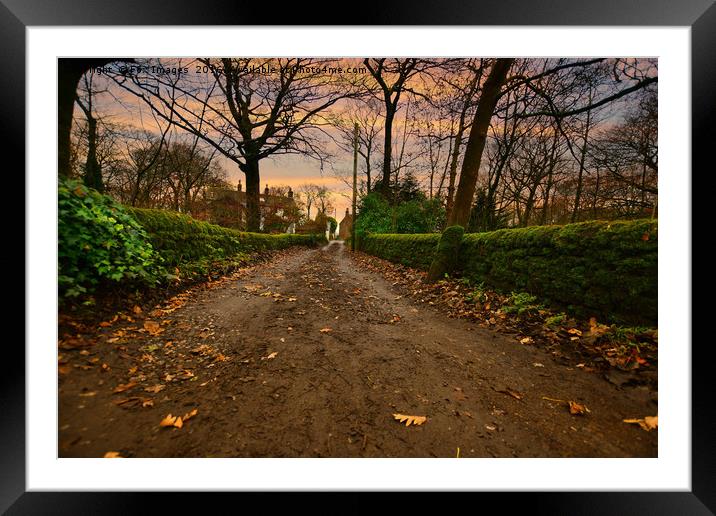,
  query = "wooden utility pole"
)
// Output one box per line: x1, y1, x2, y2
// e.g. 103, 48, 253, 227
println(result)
351, 122, 358, 251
